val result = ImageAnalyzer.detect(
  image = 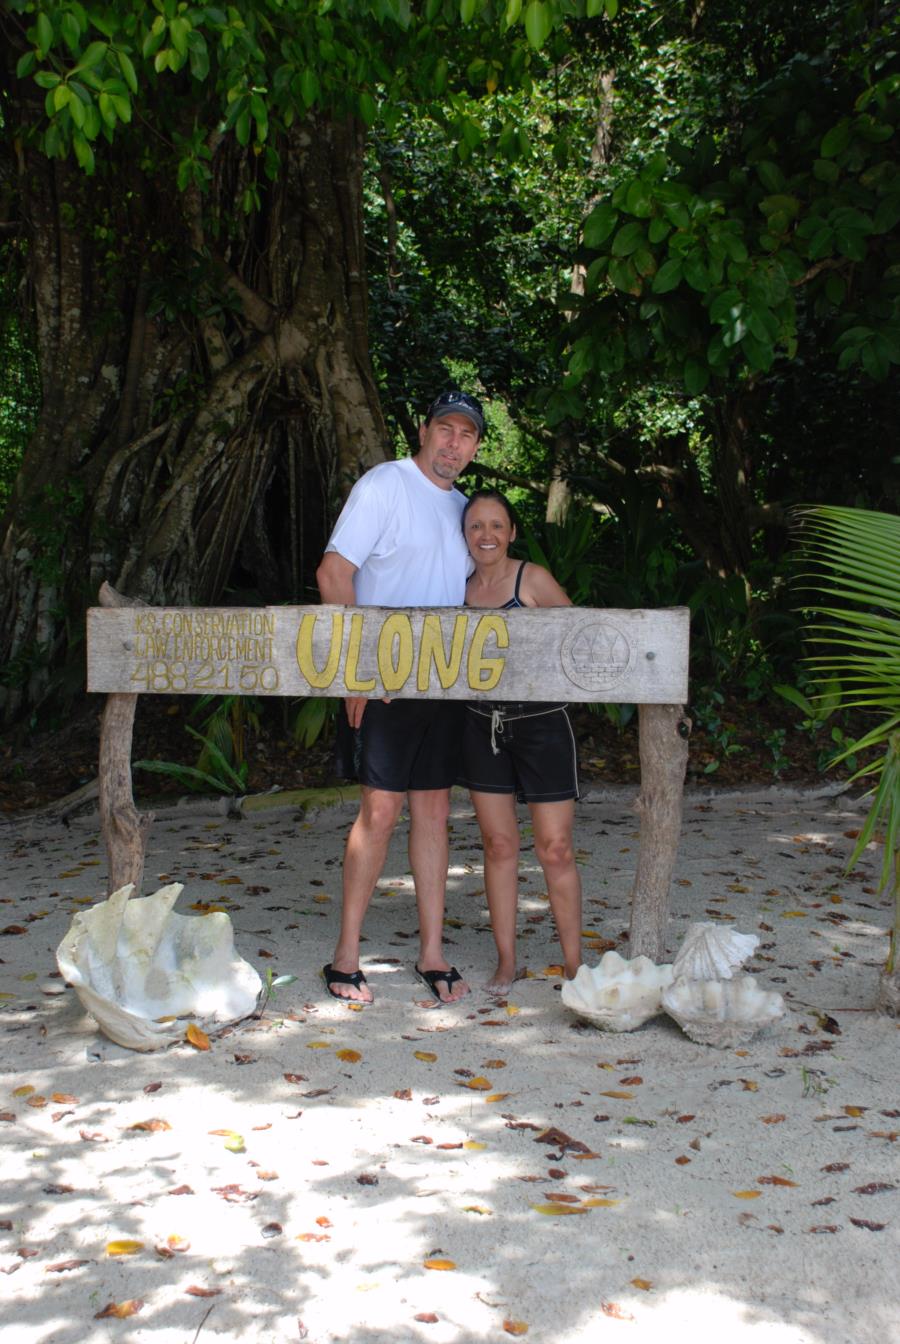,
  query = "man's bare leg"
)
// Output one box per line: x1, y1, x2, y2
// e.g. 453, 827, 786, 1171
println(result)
328, 786, 404, 1003
408, 788, 469, 1002
471, 790, 525, 993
